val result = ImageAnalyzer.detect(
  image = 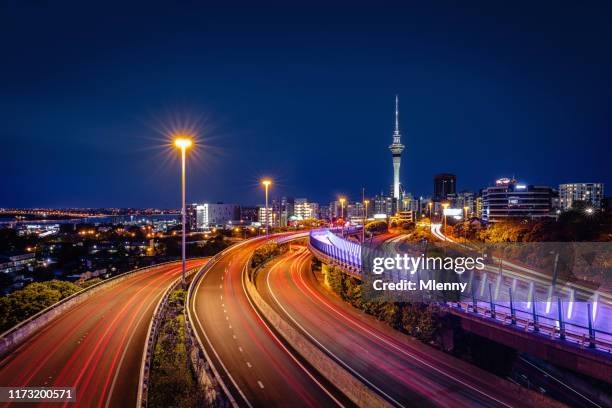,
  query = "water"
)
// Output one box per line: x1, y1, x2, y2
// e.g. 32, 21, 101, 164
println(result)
0, 214, 179, 227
